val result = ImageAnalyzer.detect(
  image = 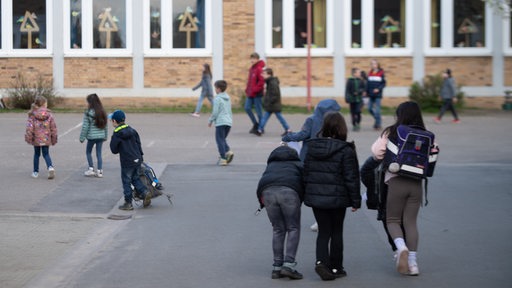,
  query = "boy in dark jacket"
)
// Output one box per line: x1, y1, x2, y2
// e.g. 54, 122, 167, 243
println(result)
256, 68, 292, 136
345, 68, 366, 131
109, 110, 151, 210
257, 145, 304, 280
